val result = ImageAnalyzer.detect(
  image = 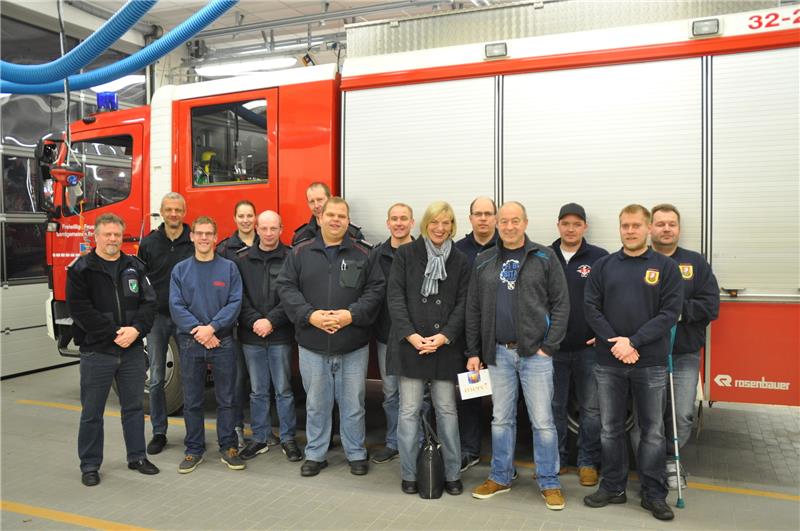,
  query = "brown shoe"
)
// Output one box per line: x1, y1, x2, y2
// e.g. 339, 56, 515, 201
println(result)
579, 466, 599, 486
559, 466, 569, 475
471, 479, 511, 499
542, 488, 566, 510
